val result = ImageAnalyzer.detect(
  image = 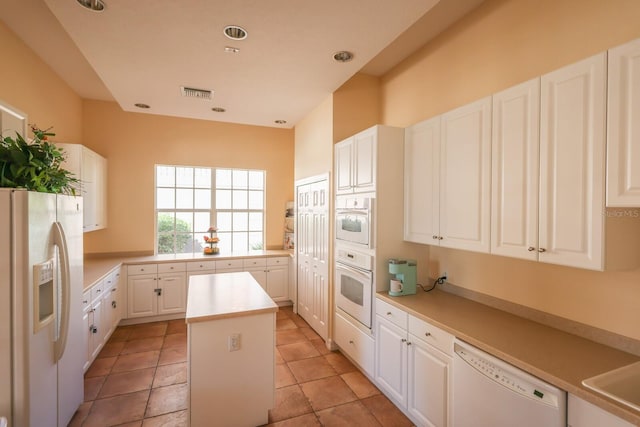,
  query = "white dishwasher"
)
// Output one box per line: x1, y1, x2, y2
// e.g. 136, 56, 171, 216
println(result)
452, 339, 566, 427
